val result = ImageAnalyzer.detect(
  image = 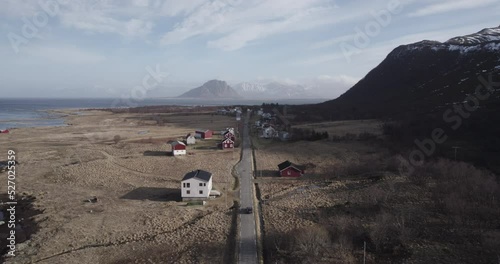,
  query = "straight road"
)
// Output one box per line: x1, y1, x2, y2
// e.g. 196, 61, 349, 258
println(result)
237, 111, 258, 264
